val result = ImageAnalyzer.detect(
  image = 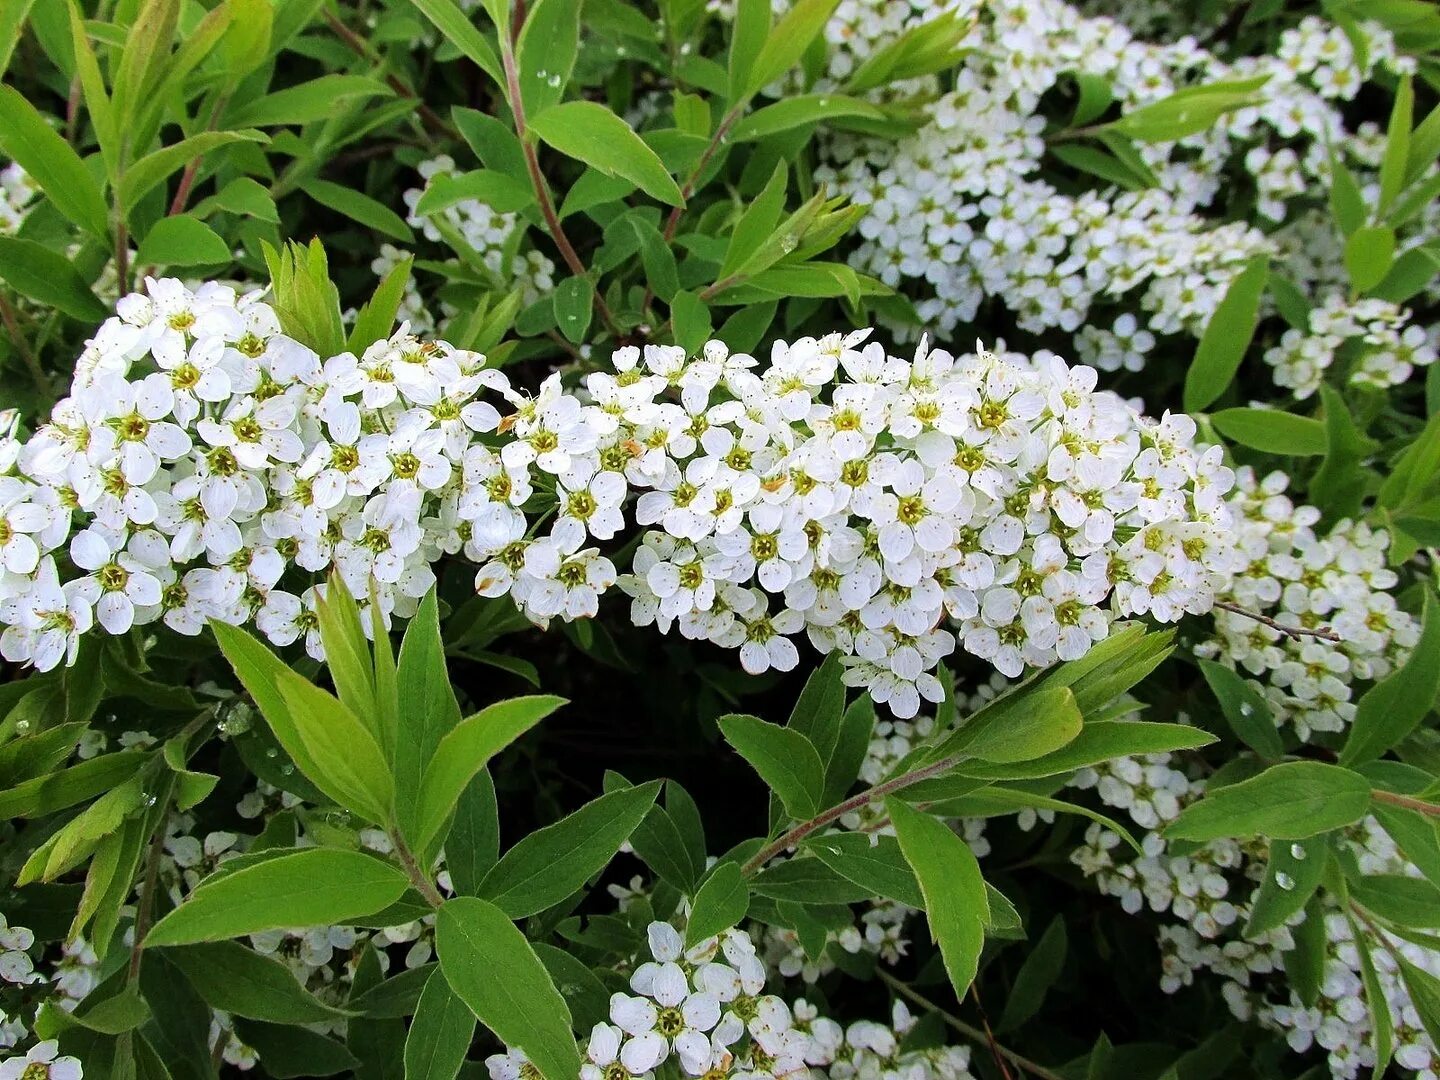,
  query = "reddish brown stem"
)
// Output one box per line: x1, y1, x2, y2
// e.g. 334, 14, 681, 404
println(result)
1212, 600, 1342, 643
